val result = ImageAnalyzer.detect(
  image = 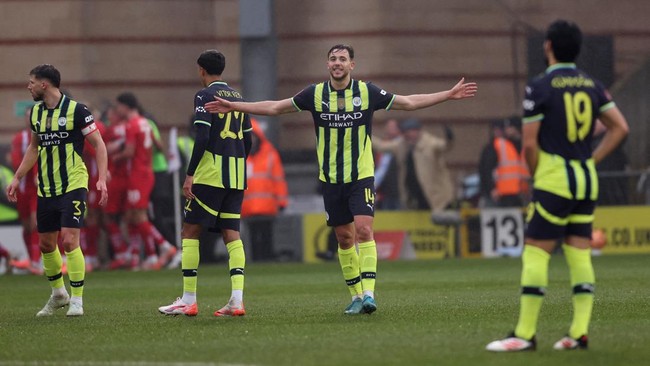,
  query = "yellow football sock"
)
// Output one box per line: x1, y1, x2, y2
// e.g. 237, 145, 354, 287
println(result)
227, 240, 245, 292
42, 249, 65, 290
563, 244, 595, 339
514, 245, 550, 340
338, 246, 362, 298
358, 241, 377, 294
181, 239, 200, 293
65, 247, 85, 297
